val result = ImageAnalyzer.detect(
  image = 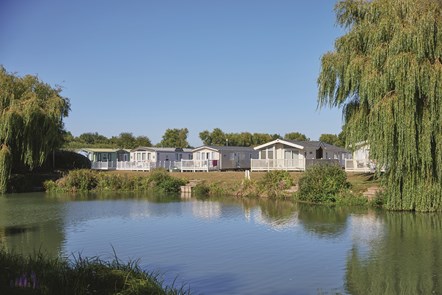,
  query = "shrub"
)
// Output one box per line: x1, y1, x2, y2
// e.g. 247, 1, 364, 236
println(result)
61, 169, 99, 192
192, 182, 211, 197
298, 164, 350, 203
148, 168, 187, 193
257, 170, 294, 198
